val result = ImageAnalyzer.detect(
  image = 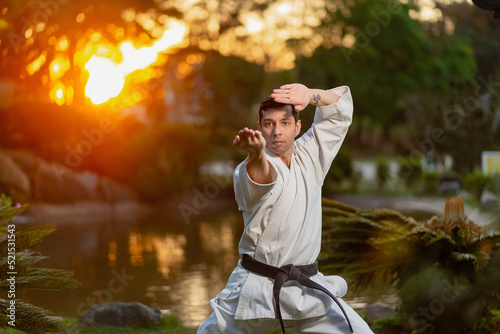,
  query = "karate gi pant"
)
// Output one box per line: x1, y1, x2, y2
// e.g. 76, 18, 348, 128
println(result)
197, 296, 374, 334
